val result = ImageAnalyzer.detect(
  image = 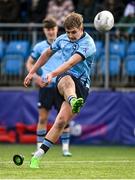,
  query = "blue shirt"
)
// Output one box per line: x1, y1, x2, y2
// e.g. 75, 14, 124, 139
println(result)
31, 40, 64, 84
51, 32, 96, 88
